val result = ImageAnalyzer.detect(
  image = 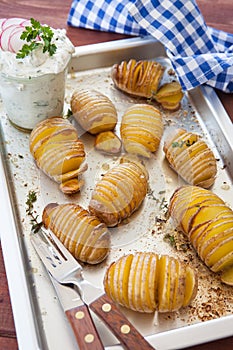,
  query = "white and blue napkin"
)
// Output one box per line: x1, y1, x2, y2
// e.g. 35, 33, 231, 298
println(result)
67, 0, 233, 93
